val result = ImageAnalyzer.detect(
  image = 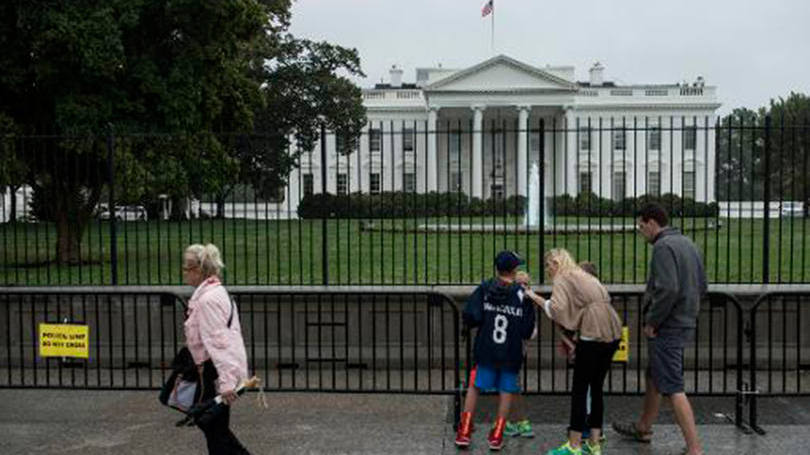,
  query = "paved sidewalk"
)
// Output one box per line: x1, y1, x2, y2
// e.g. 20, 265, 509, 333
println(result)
0, 390, 806, 454
455, 424, 799, 454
